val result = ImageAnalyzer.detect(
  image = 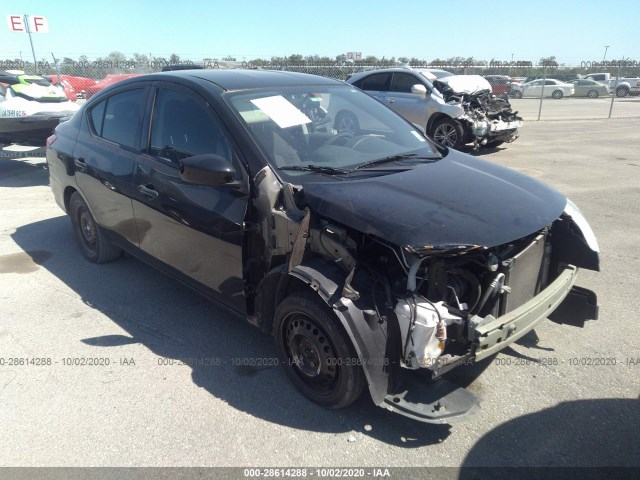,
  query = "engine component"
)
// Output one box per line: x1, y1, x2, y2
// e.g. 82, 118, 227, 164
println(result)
394, 297, 463, 370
